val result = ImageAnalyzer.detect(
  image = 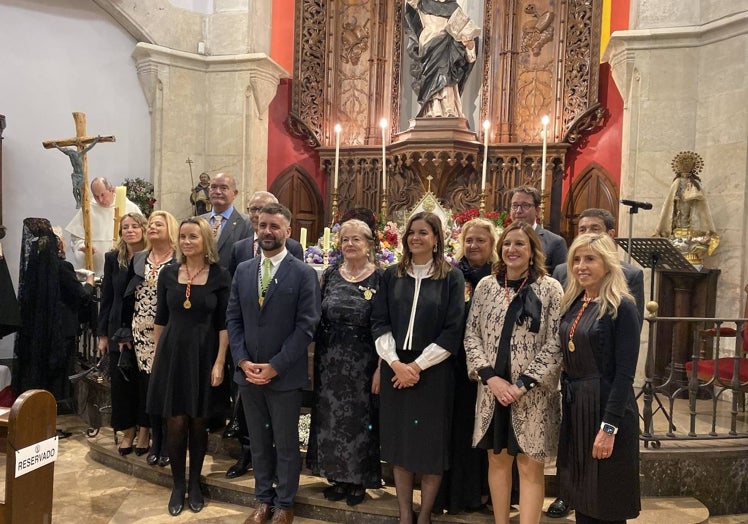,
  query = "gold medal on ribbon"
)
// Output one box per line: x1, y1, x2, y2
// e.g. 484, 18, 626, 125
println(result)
363, 289, 373, 301
183, 299, 191, 309
568, 340, 575, 352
